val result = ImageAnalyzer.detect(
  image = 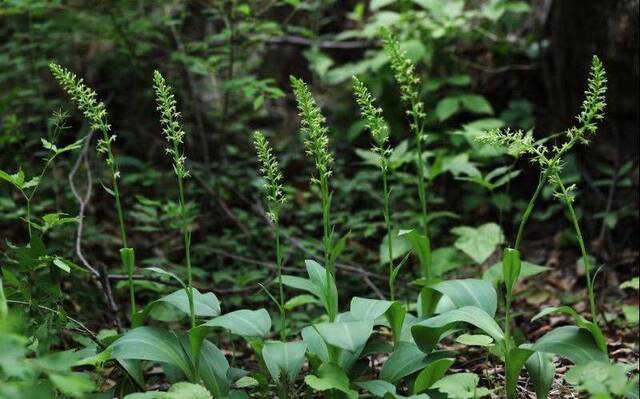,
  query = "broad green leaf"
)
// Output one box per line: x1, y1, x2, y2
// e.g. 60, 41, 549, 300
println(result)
431, 279, 498, 316
164, 382, 213, 399
314, 320, 374, 352
564, 360, 637, 397
109, 327, 194, 379
198, 340, 230, 397
134, 288, 221, 326
301, 325, 330, 363
350, 297, 394, 320
262, 341, 307, 382
451, 223, 504, 264
0, 169, 25, 190
417, 286, 442, 318
381, 345, 453, 386
532, 306, 607, 352
533, 326, 609, 364
525, 352, 555, 399
356, 380, 396, 397
304, 363, 357, 399
432, 372, 491, 398
412, 306, 504, 354
442, 153, 481, 178
280, 275, 320, 297
380, 342, 428, 383
48, 372, 94, 397
459, 94, 494, 115
505, 346, 534, 398
202, 309, 271, 339
350, 297, 406, 342
432, 246, 467, 276
125, 382, 215, 399
435, 96, 460, 121
304, 259, 339, 318
413, 357, 454, 393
